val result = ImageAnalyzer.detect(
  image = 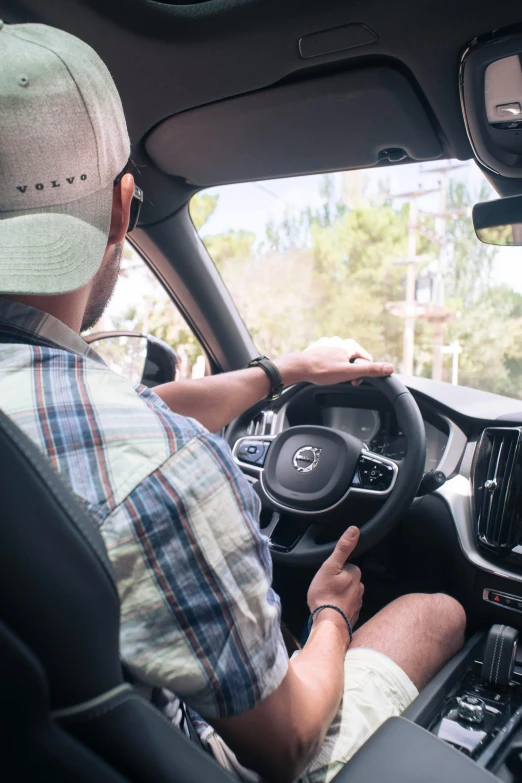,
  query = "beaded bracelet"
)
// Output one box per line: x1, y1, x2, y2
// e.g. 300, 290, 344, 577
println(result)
307, 604, 353, 643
